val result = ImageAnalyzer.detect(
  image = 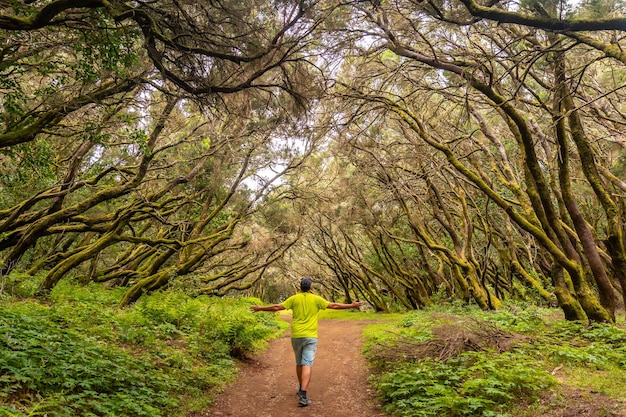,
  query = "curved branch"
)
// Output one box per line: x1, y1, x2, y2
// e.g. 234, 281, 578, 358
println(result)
457, 0, 626, 32
0, 0, 104, 30
0, 78, 141, 148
